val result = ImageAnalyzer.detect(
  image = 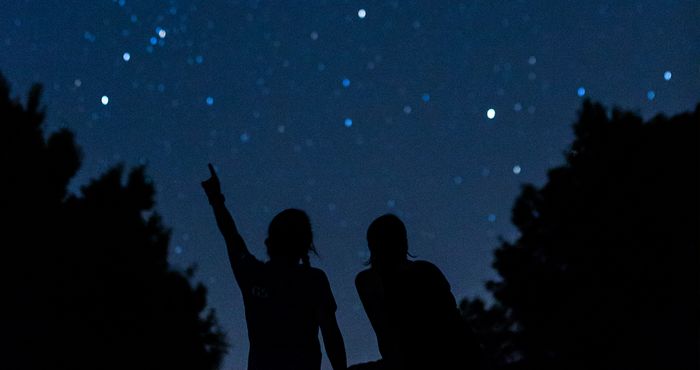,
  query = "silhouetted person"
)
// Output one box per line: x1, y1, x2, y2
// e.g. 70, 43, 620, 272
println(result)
201, 164, 347, 370
353, 214, 477, 370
